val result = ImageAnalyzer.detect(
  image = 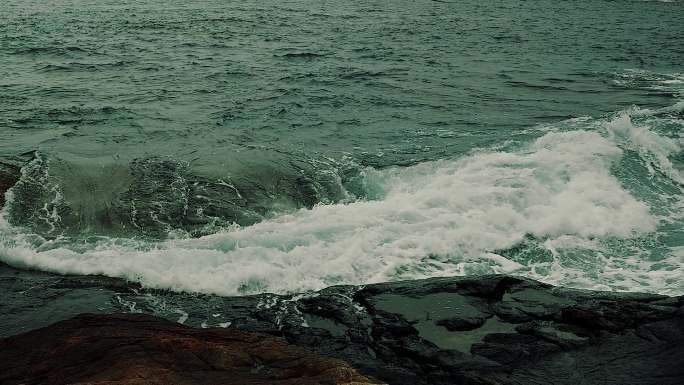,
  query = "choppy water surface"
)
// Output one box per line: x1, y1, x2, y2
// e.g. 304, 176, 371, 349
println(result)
1, 0, 683, 296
